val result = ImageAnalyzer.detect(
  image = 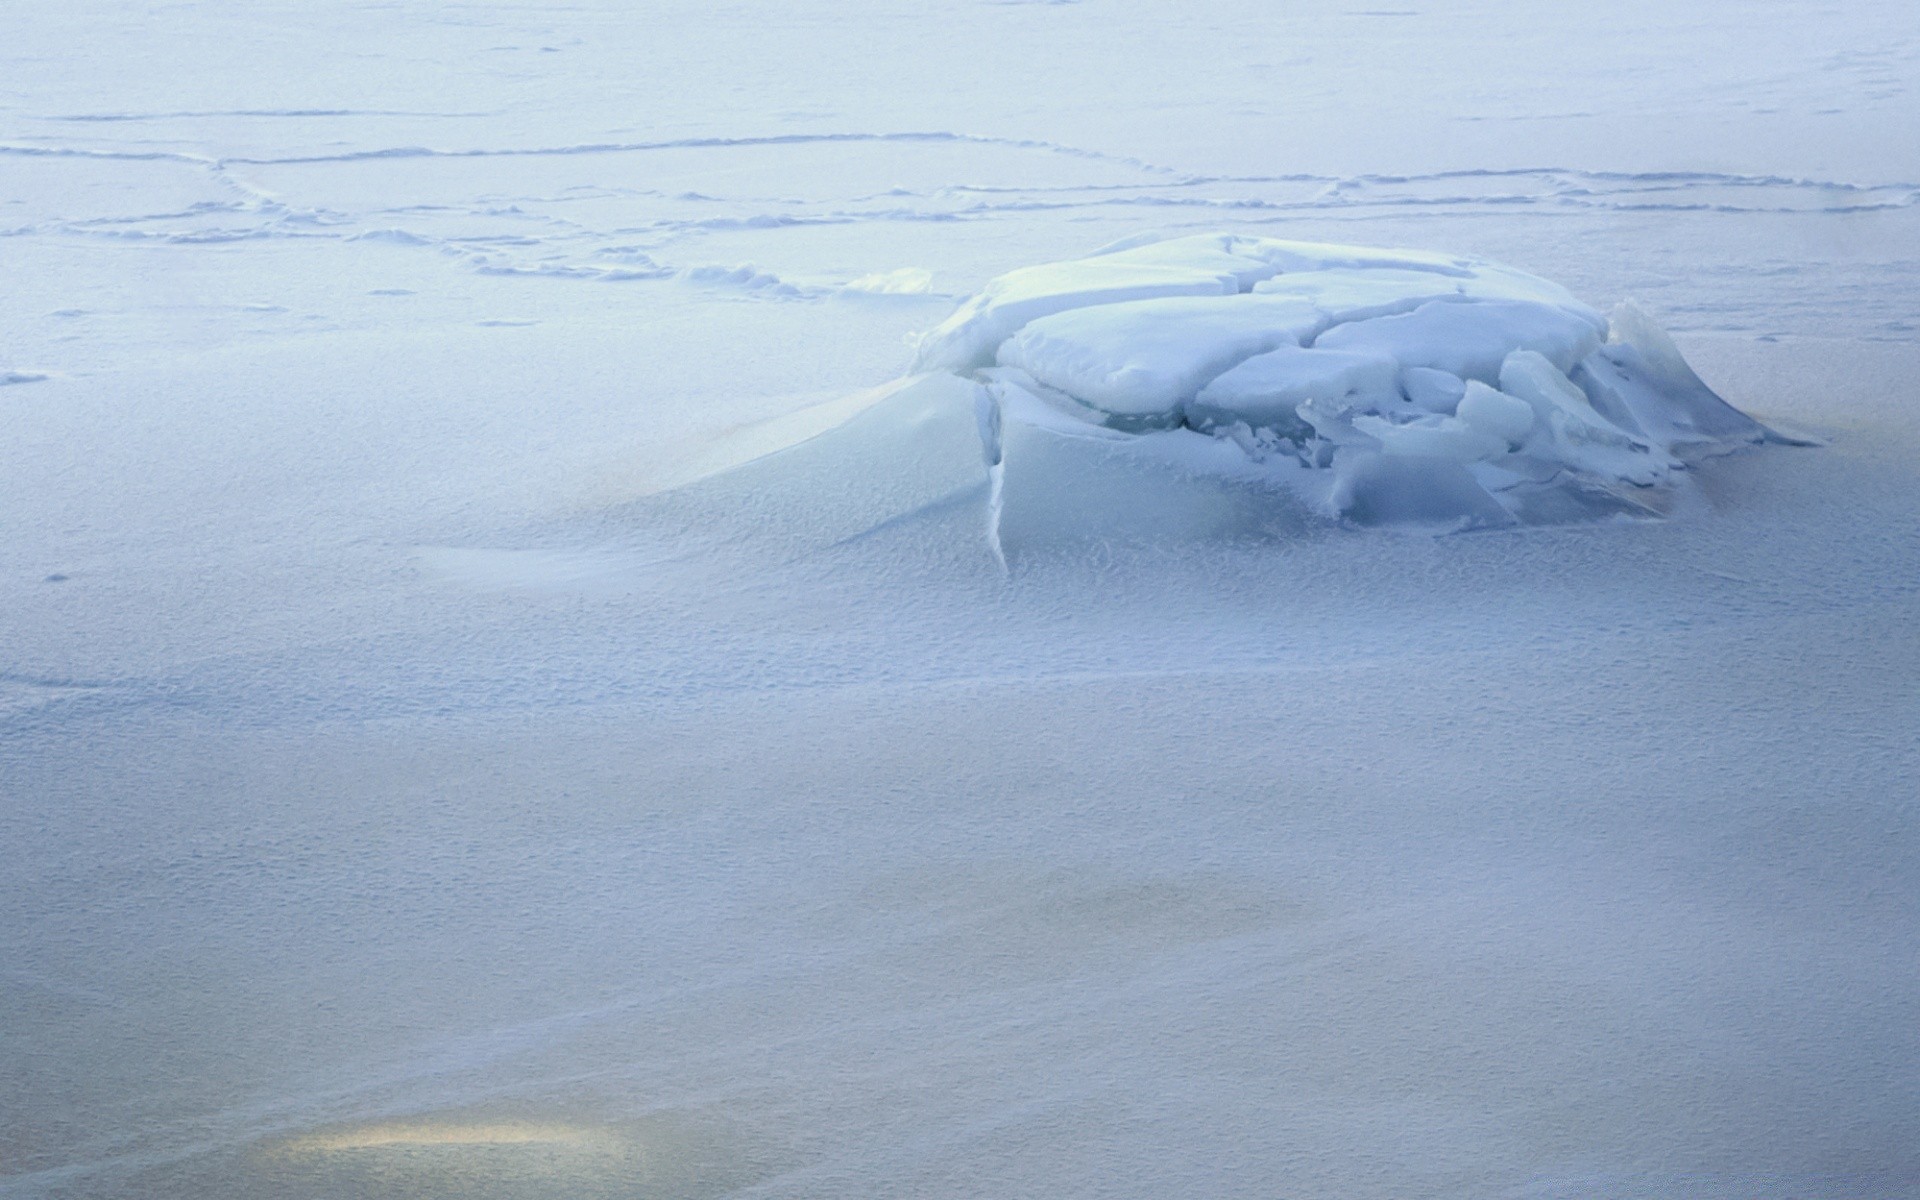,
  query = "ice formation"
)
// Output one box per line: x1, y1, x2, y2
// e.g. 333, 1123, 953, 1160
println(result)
678, 234, 1794, 551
